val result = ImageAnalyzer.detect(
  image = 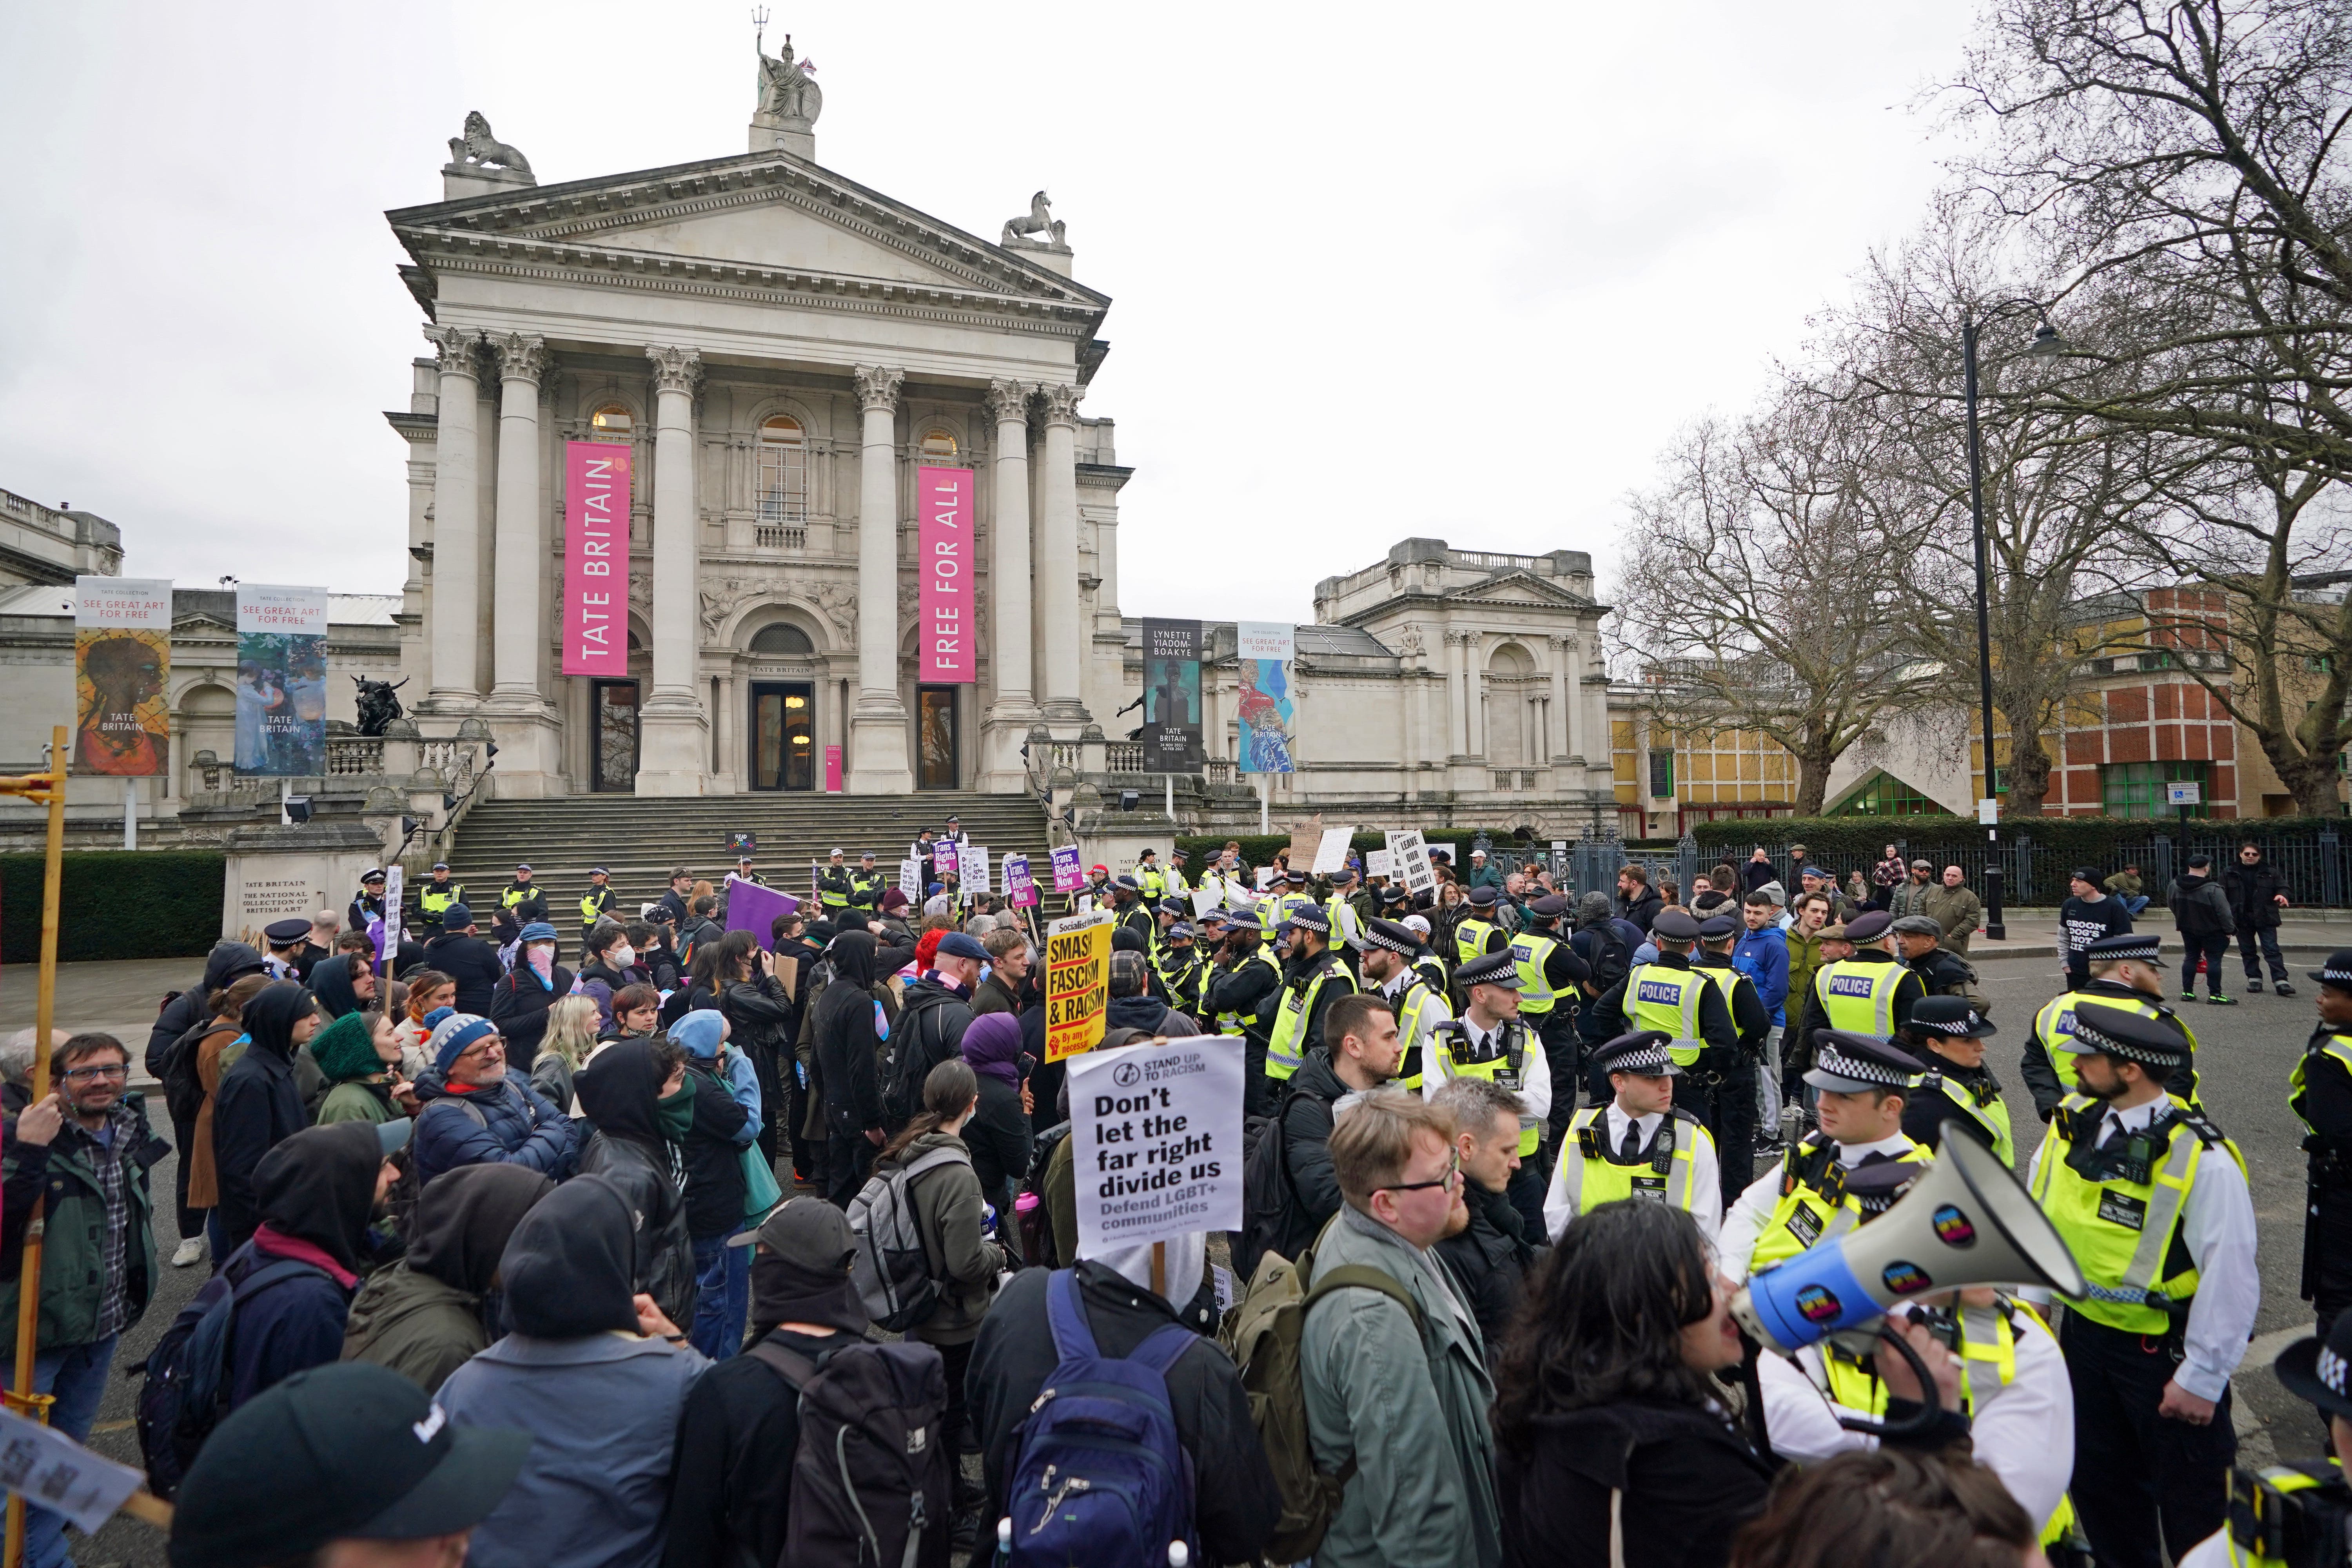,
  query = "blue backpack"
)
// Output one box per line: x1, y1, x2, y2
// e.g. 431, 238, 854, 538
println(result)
133, 1258, 327, 1499
1004, 1270, 1197, 1566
